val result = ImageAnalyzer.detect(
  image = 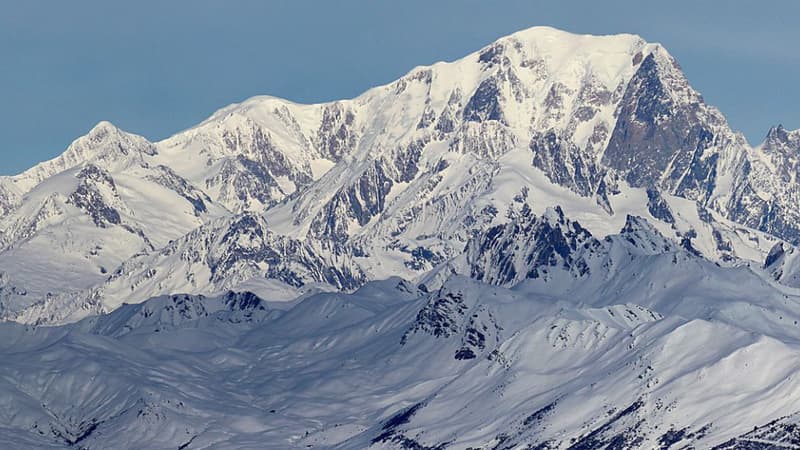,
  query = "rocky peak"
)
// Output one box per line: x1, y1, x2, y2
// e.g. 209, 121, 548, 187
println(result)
464, 206, 600, 287
759, 125, 800, 182
616, 215, 677, 255
67, 121, 158, 162
601, 47, 721, 195
12, 121, 156, 193
764, 124, 800, 148
66, 165, 127, 228
762, 124, 800, 161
